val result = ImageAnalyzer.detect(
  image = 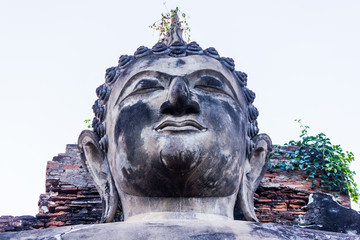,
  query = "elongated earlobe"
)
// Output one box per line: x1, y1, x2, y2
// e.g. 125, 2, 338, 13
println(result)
237, 134, 272, 221
78, 130, 120, 223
